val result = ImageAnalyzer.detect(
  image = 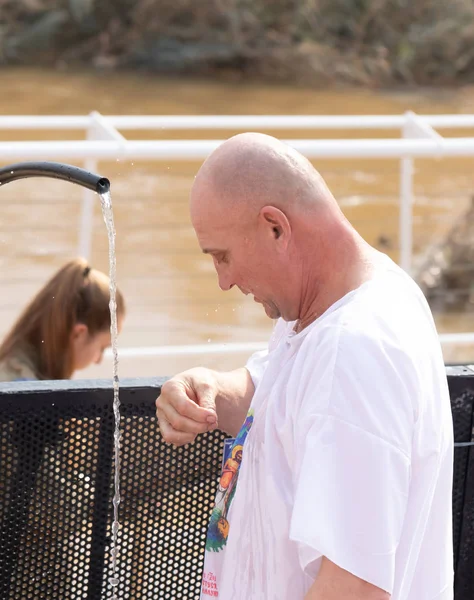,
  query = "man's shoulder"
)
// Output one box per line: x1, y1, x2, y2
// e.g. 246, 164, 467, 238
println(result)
301, 311, 421, 380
